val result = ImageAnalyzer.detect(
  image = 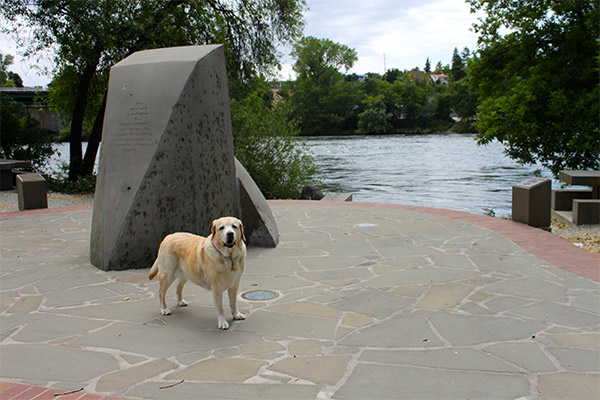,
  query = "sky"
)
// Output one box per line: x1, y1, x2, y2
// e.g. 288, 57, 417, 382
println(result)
0, 0, 481, 87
